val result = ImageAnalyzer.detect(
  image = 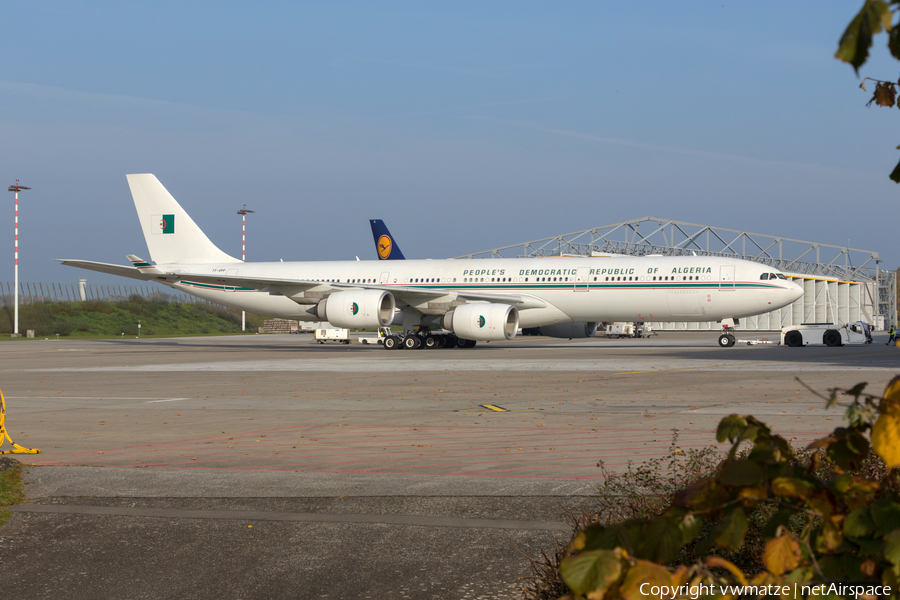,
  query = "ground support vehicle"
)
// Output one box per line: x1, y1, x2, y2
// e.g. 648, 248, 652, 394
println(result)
358, 327, 392, 345
605, 322, 654, 339
633, 323, 654, 338
605, 322, 634, 338
314, 328, 351, 344
781, 321, 872, 347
